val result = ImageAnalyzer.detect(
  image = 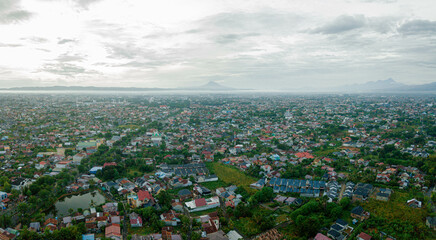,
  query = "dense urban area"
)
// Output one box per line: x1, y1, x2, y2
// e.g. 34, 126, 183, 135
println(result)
0, 93, 435, 240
